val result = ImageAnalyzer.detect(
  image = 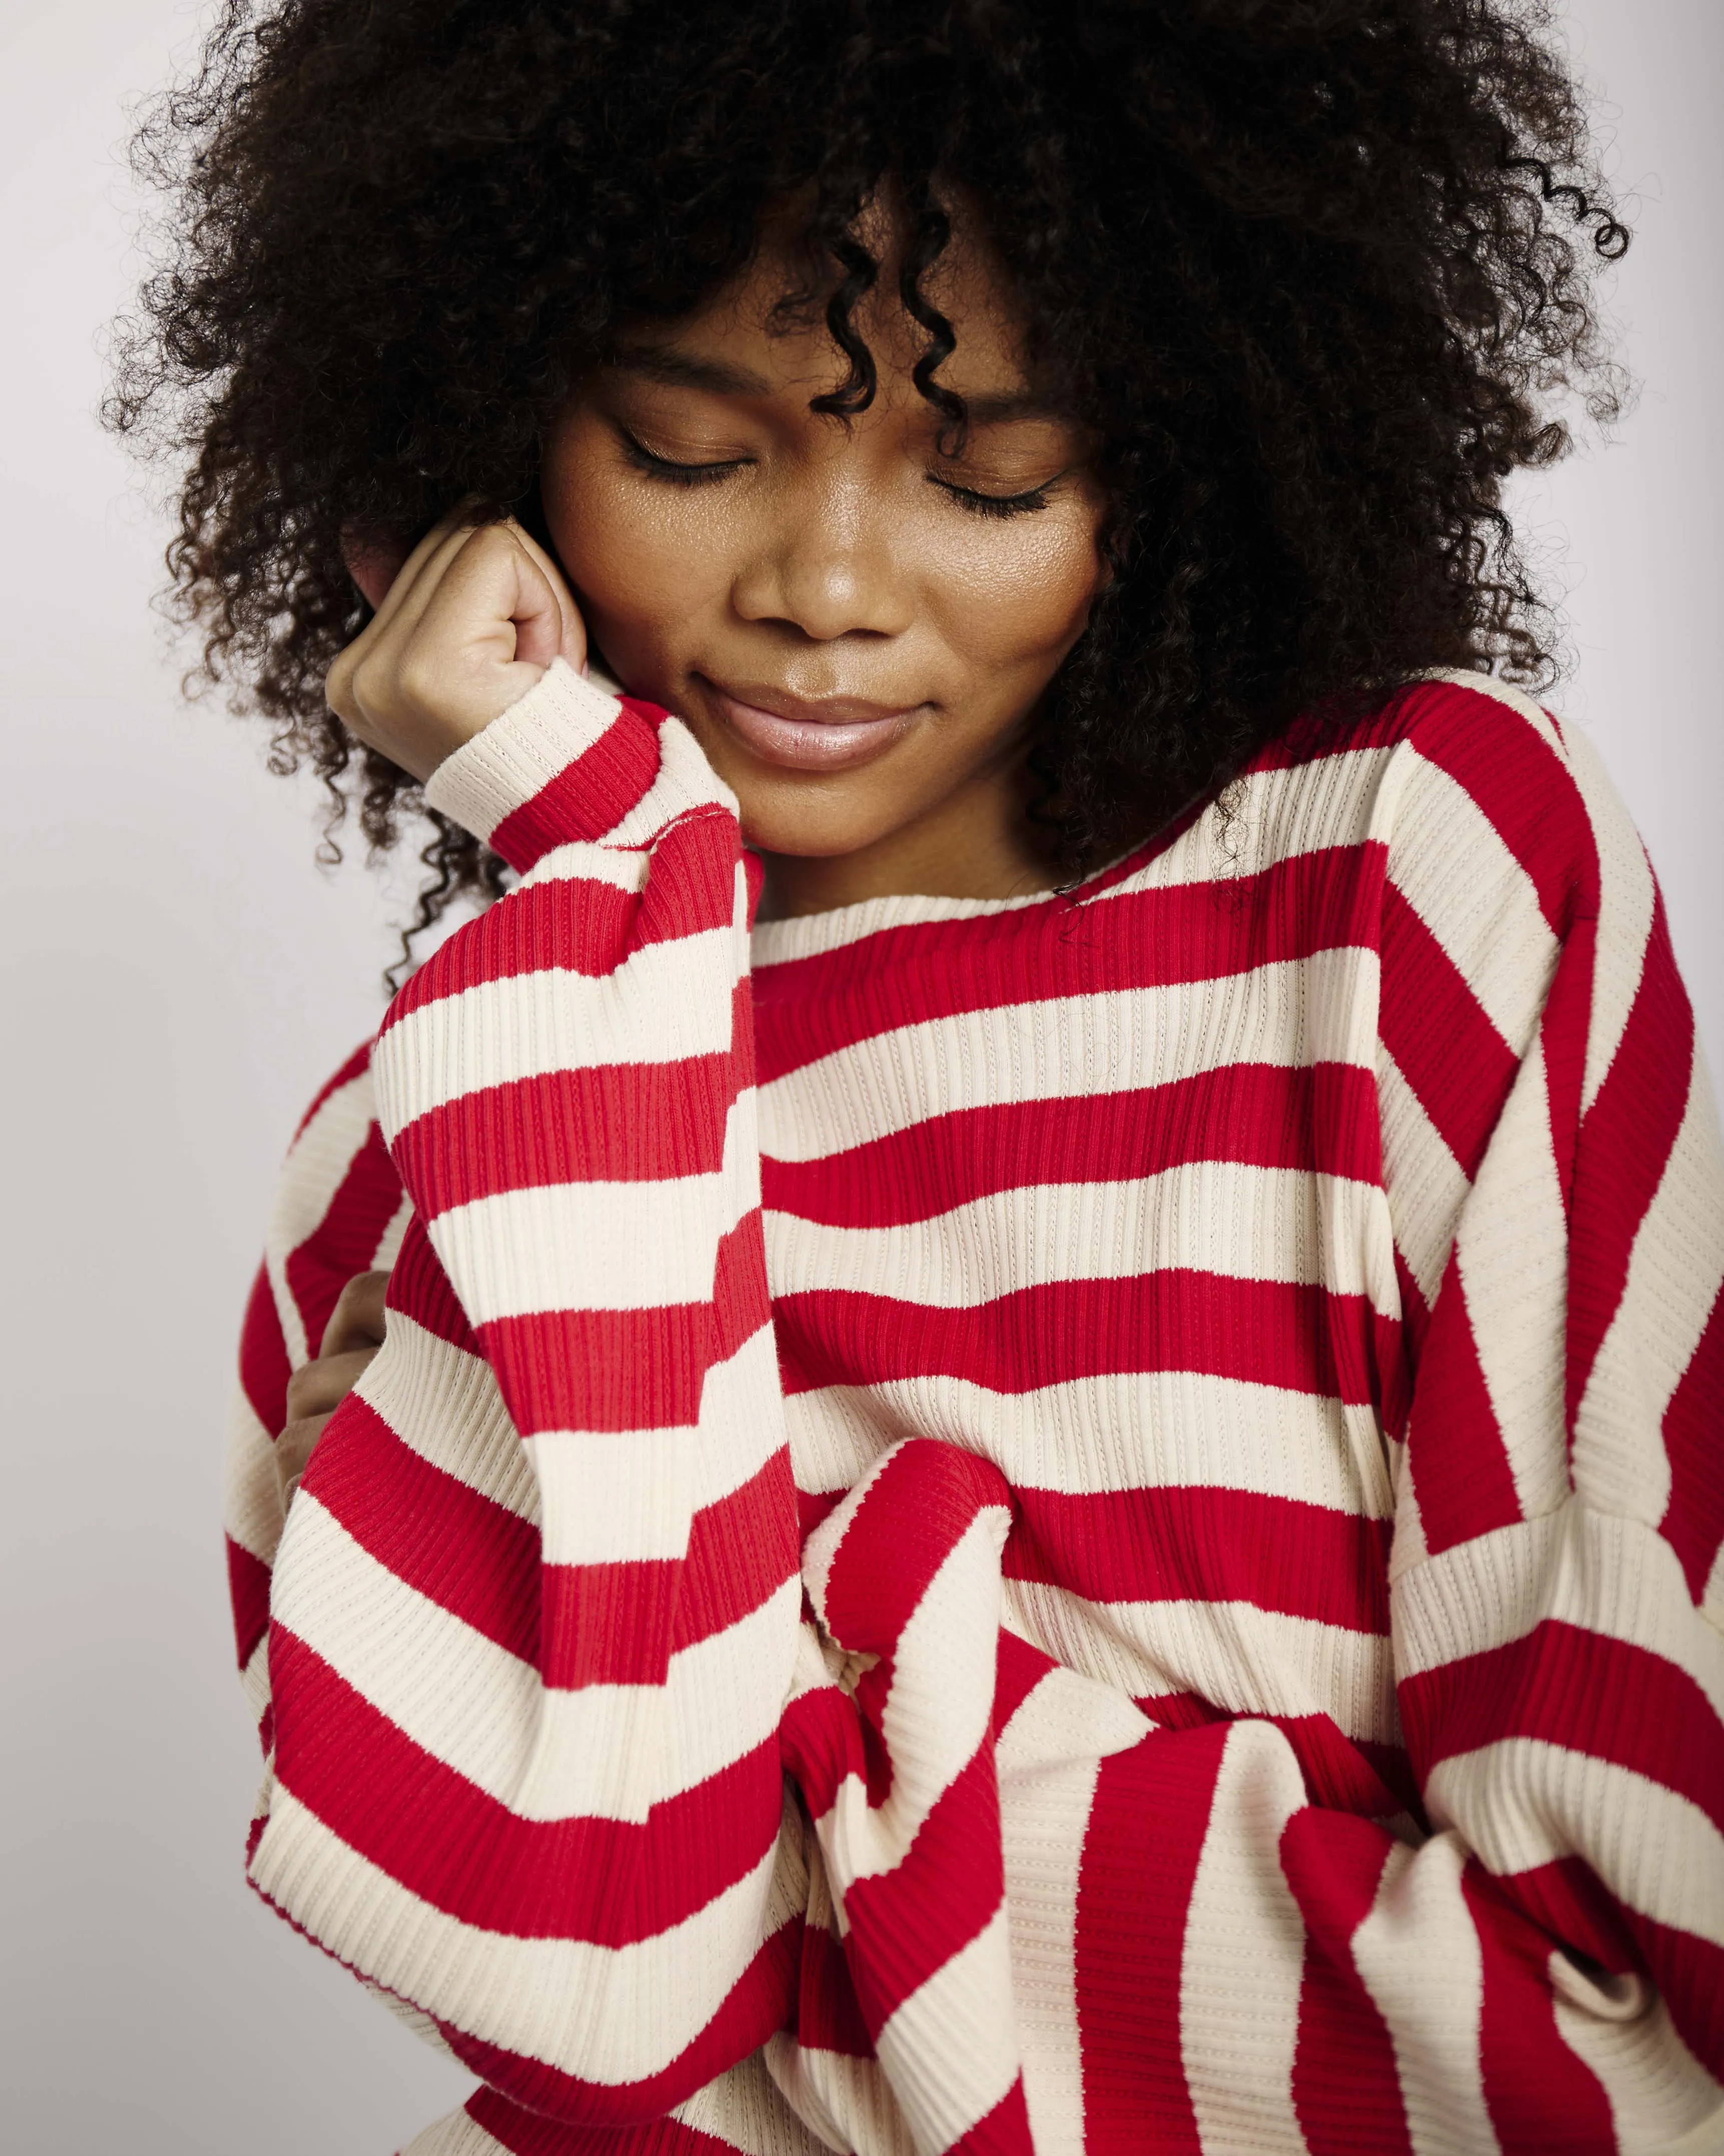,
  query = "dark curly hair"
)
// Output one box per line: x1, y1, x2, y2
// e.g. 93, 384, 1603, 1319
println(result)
110, 0, 1627, 949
